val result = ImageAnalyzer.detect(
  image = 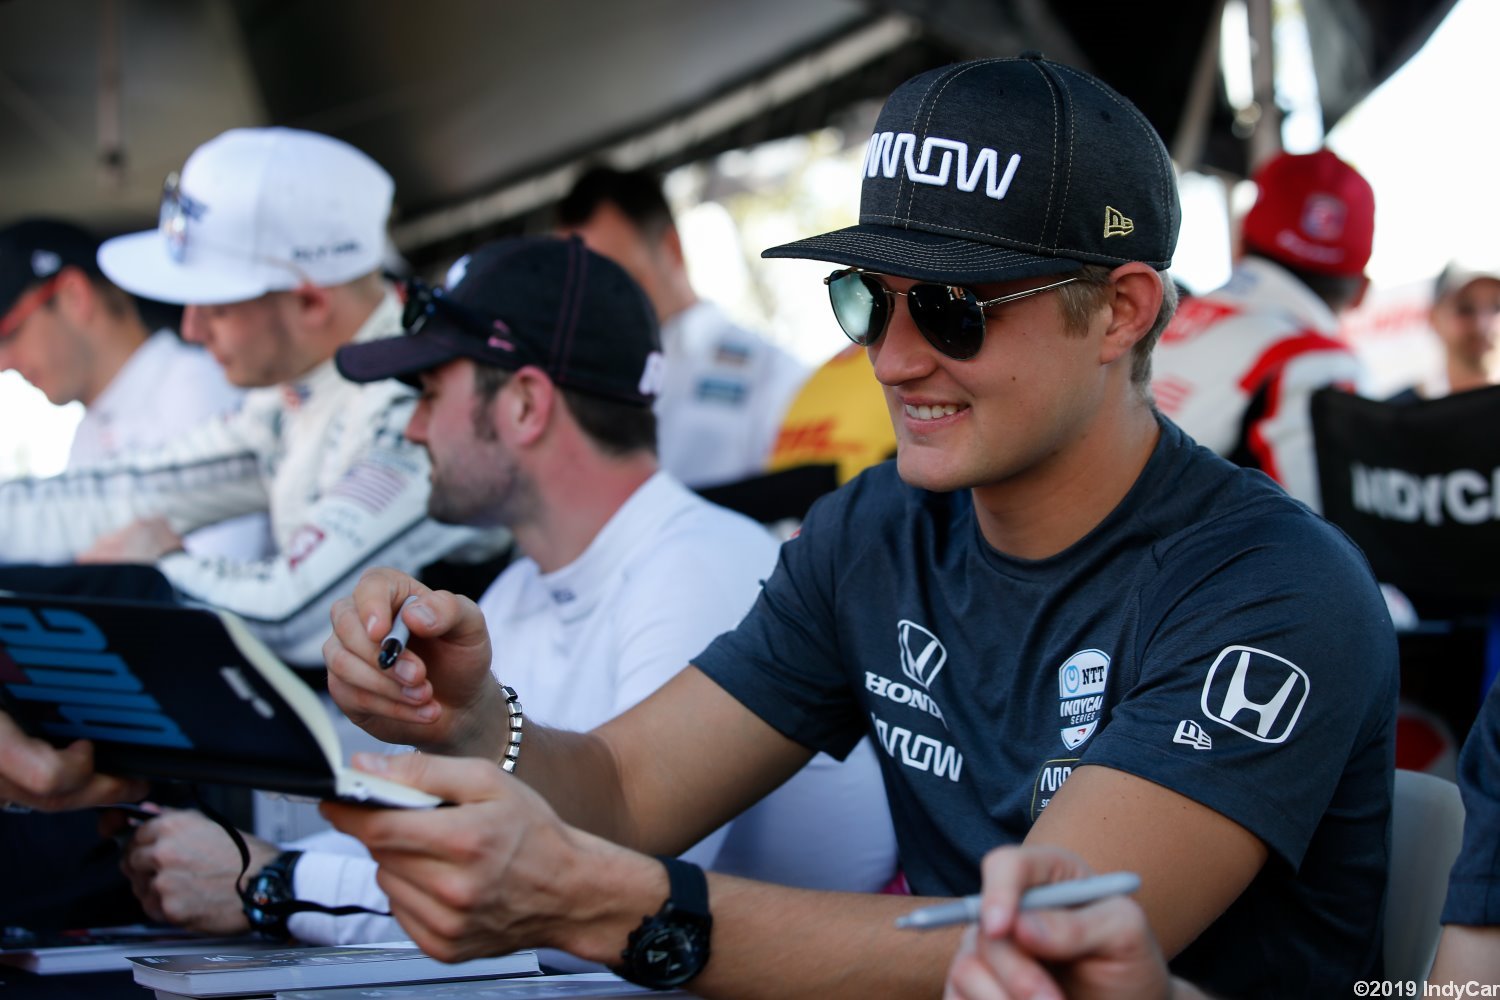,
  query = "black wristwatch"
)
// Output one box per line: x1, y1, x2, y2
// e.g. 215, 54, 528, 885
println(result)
242, 850, 302, 940
614, 856, 713, 989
